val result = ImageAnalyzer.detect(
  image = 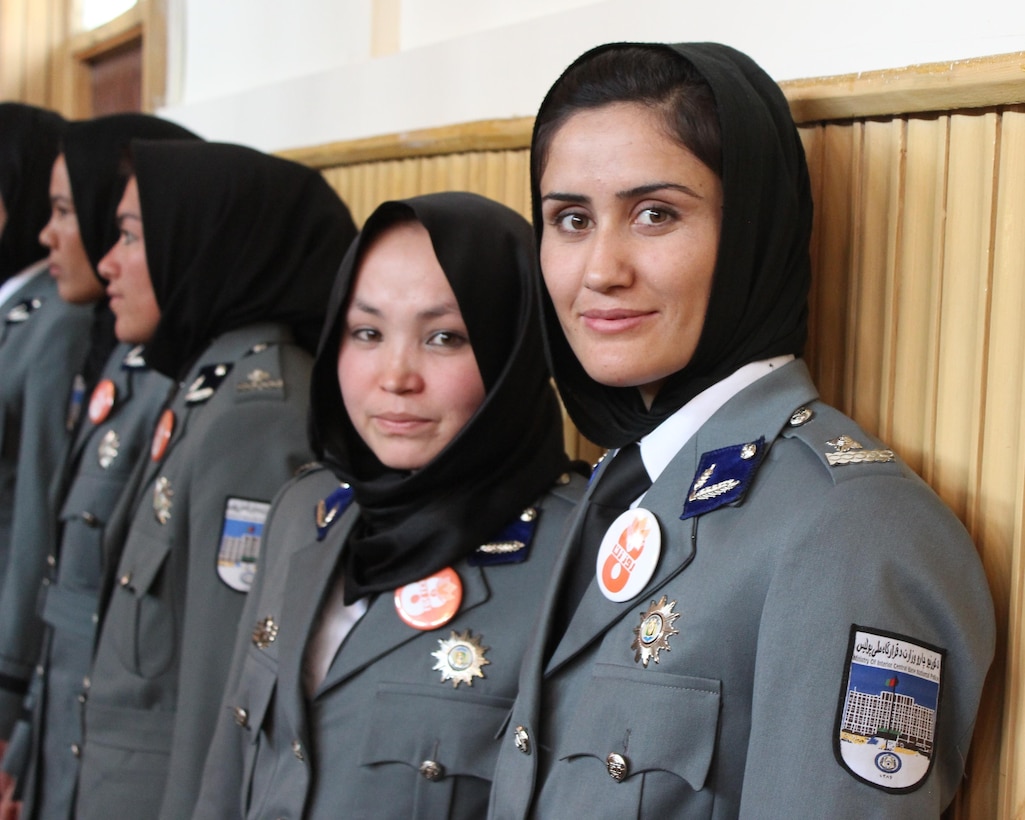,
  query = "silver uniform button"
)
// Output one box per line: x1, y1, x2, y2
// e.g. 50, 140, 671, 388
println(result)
71, 743, 81, 758
119, 572, 132, 587
291, 740, 304, 760
606, 752, 628, 782
789, 407, 813, 426
233, 707, 249, 728
513, 726, 530, 755
419, 760, 444, 781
